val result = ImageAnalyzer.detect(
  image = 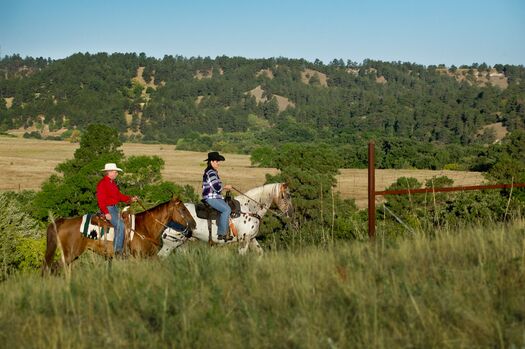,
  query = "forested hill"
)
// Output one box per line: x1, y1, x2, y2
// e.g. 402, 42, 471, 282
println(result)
0, 53, 524, 166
